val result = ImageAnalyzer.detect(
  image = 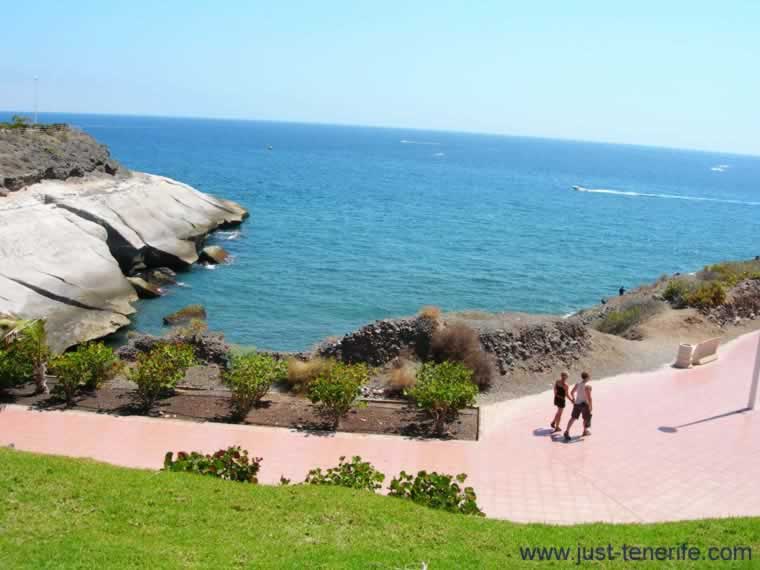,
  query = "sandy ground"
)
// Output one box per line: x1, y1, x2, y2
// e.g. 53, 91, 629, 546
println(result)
479, 307, 760, 403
